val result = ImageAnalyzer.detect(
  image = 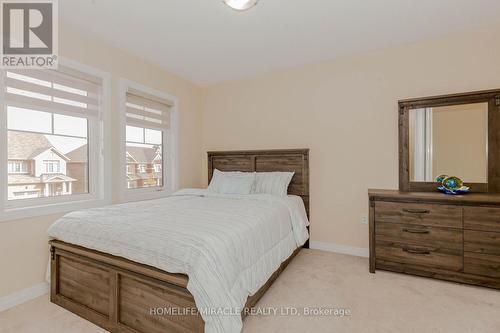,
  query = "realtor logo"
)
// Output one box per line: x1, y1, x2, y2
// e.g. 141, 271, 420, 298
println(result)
1, 0, 58, 68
